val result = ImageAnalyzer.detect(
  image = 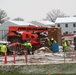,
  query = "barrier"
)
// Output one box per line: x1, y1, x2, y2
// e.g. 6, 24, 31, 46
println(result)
3, 49, 27, 64
13, 50, 16, 64
4, 52, 7, 64
24, 50, 27, 63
